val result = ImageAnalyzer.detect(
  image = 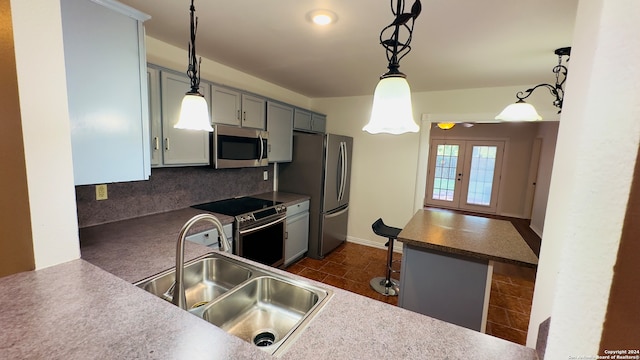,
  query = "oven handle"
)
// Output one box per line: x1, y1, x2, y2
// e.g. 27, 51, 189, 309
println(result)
238, 216, 285, 235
